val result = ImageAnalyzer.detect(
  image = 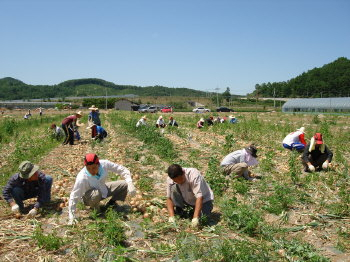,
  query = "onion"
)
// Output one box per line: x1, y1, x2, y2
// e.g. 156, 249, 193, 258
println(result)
59, 203, 65, 208
143, 213, 149, 218
132, 207, 138, 212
